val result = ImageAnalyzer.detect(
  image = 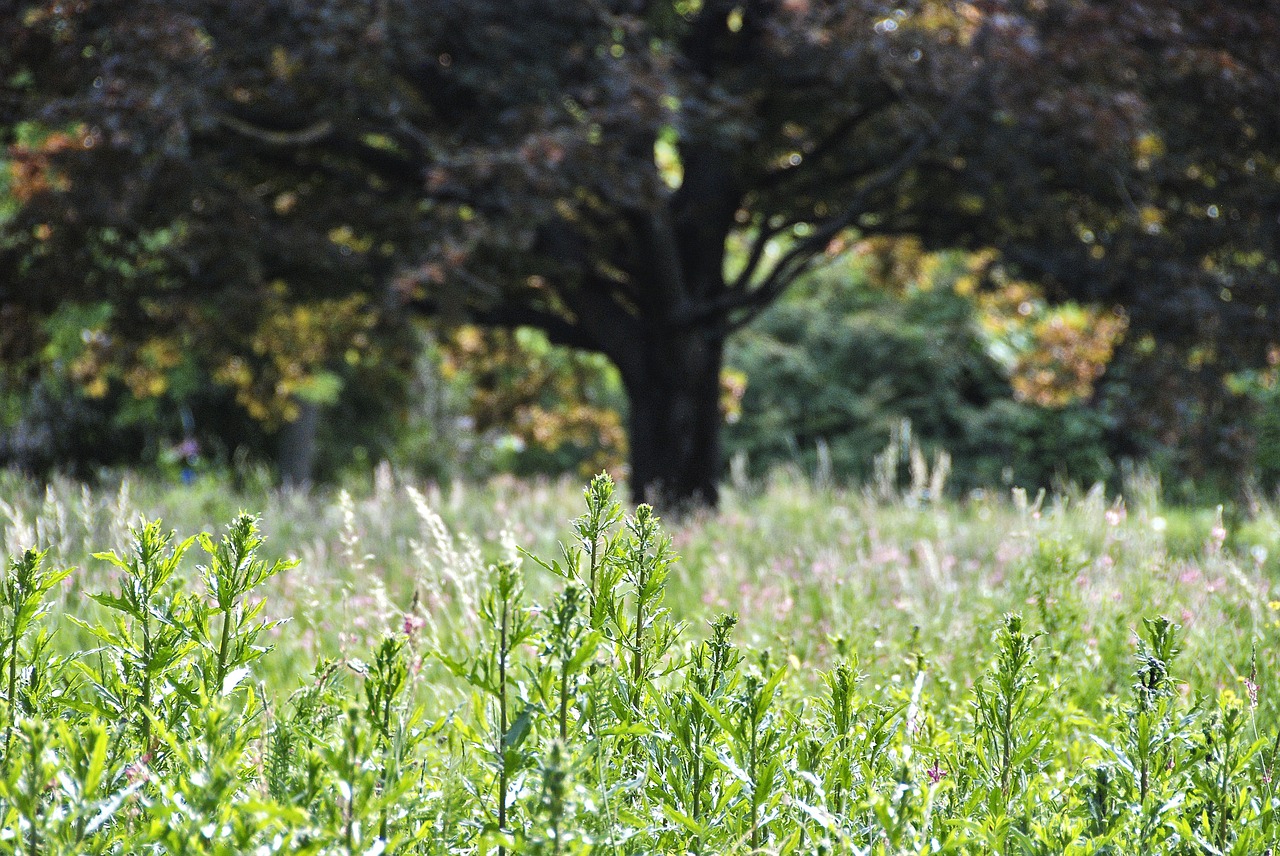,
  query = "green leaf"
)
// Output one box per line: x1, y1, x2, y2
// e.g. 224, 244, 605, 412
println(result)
661, 803, 709, 838
83, 723, 107, 795
90, 551, 131, 572
87, 591, 139, 618
294, 370, 343, 405
502, 705, 536, 753
759, 662, 788, 713
566, 631, 602, 672
690, 690, 736, 735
